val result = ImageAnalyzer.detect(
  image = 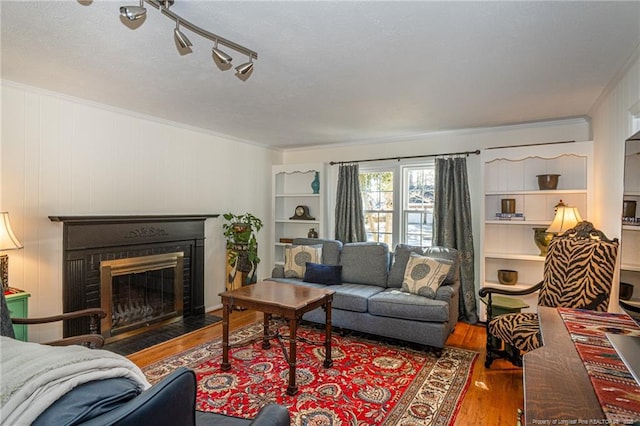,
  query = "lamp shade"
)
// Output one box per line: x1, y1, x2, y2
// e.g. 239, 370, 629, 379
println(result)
0, 212, 23, 251
546, 205, 582, 235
